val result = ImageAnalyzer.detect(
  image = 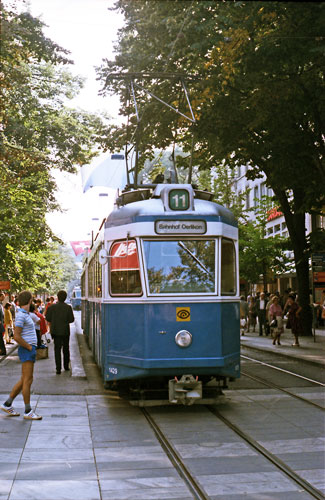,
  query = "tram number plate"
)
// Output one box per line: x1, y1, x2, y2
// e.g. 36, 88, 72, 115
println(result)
109, 367, 118, 375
